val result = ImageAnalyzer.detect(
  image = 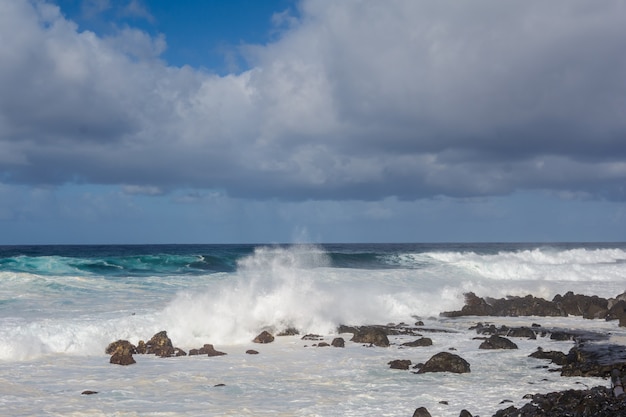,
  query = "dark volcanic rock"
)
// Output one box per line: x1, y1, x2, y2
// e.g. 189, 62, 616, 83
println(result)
560, 344, 626, 377
146, 331, 175, 357
529, 347, 568, 366
402, 337, 433, 347
506, 327, 537, 339
479, 335, 518, 350
331, 337, 345, 347
459, 410, 473, 417
388, 359, 412, 370
253, 331, 275, 344
81, 390, 98, 395
277, 327, 300, 336
109, 342, 136, 365
552, 291, 609, 319
194, 344, 226, 356
442, 292, 564, 317
412, 407, 432, 417
417, 352, 470, 374
493, 386, 626, 417
105, 340, 136, 355
246, 349, 259, 354
350, 326, 390, 347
